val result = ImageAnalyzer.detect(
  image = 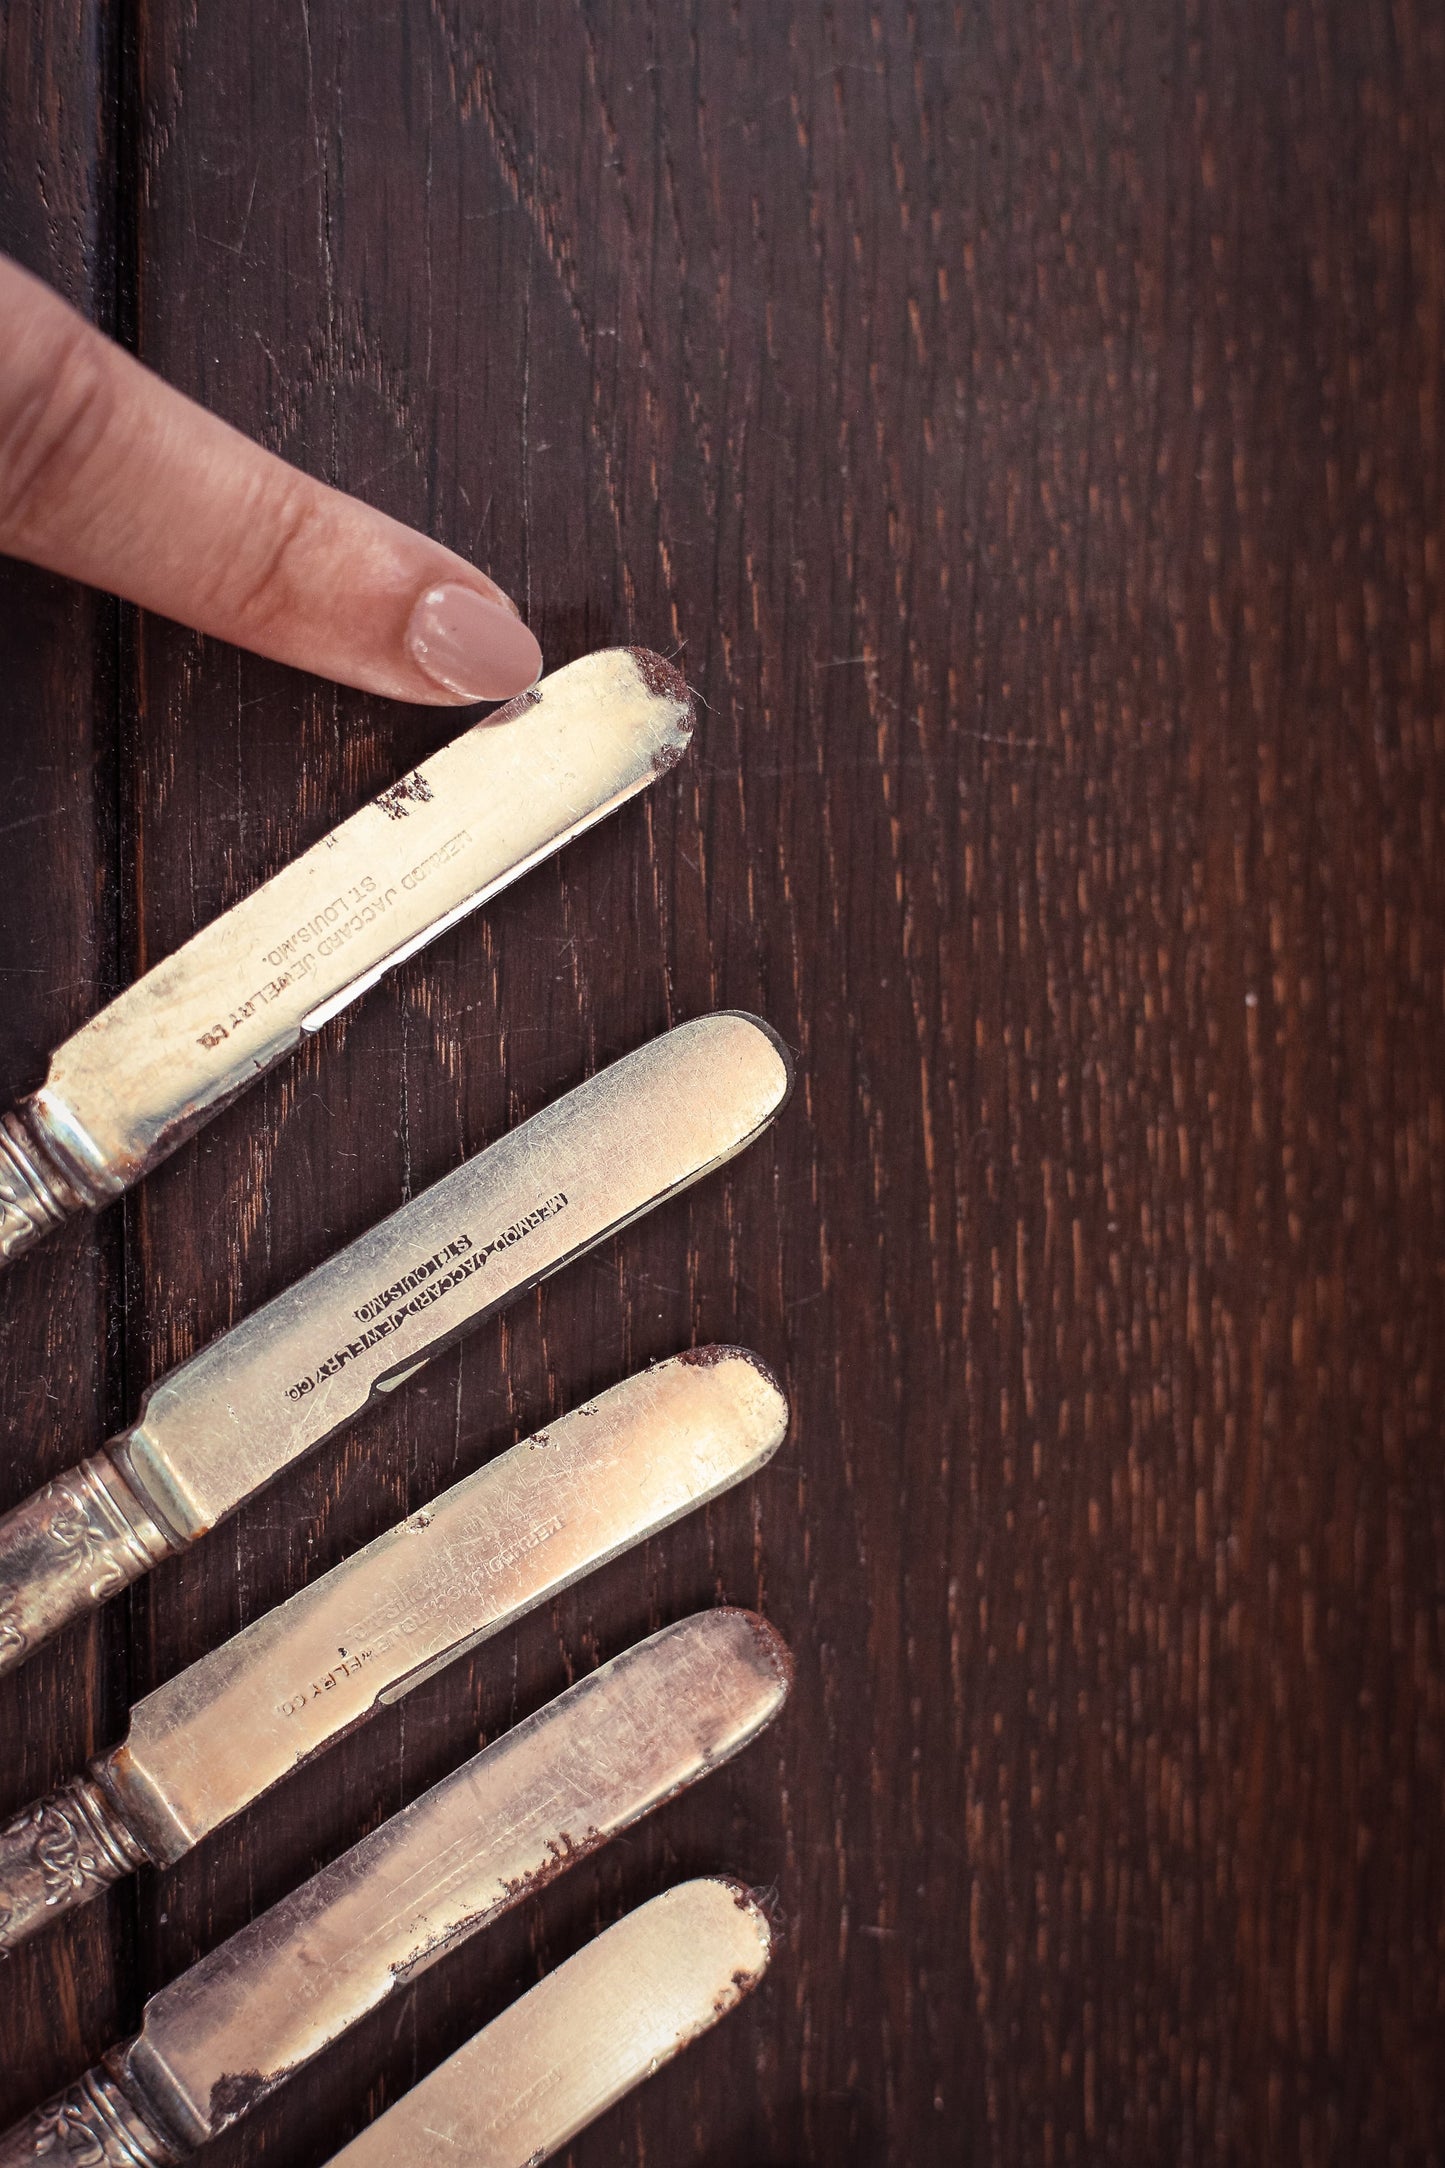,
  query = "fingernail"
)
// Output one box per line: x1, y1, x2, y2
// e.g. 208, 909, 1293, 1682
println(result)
405, 582, 542, 701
